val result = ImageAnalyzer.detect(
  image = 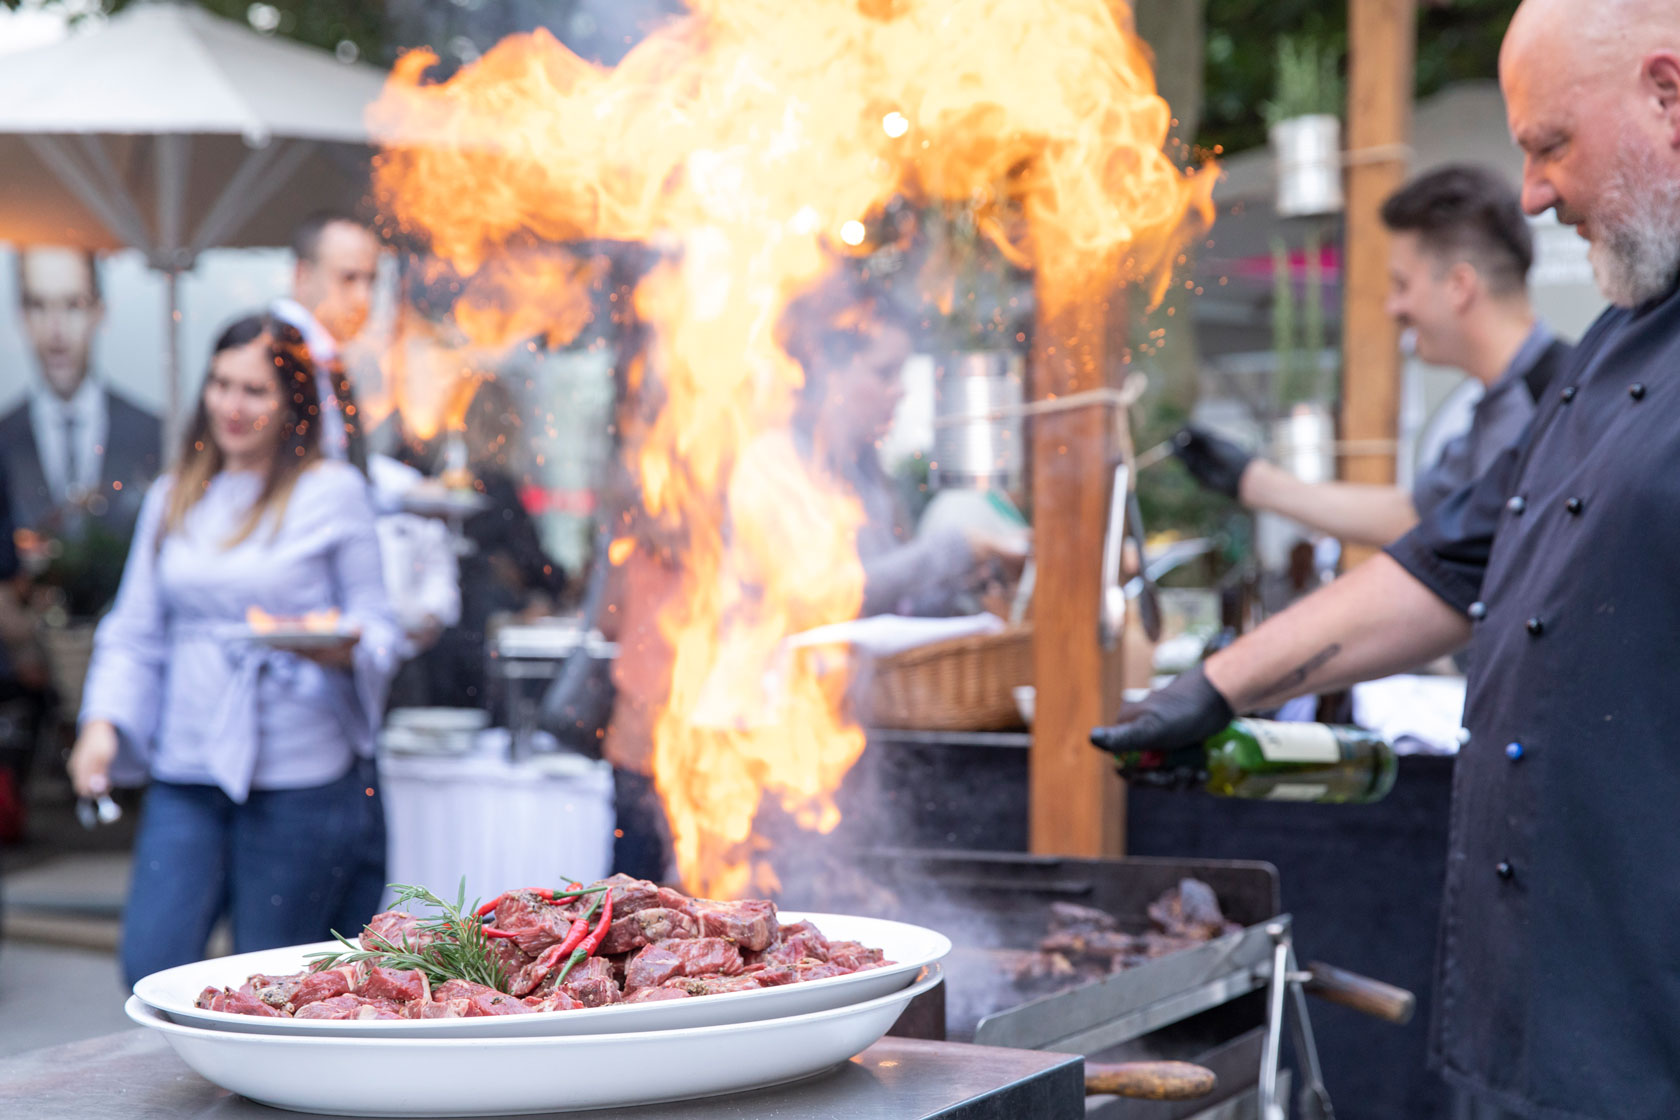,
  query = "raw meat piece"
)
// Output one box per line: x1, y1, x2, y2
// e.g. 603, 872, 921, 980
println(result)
689, 898, 777, 951
624, 986, 691, 1004
490, 938, 536, 985
774, 920, 829, 962
655, 887, 697, 915
597, 907, 699, 955
507, 940, 575, 998
791, 960, 850, 983
624, 945, 684, 992
625, 938, 742, 991
557, 956, 622, 1006
825, 941, 885, 971
357, 965, 429, 1003
195, 987, 284, 1016
361, 910, 437, 953
599, 873, 663, 918
522, 990, 584, 1012
294, 995, 404, 1021
415, 998, 470, 1019
286, 968, 354, 1011
662, 974, 763, 997
491, 888, 577, 955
